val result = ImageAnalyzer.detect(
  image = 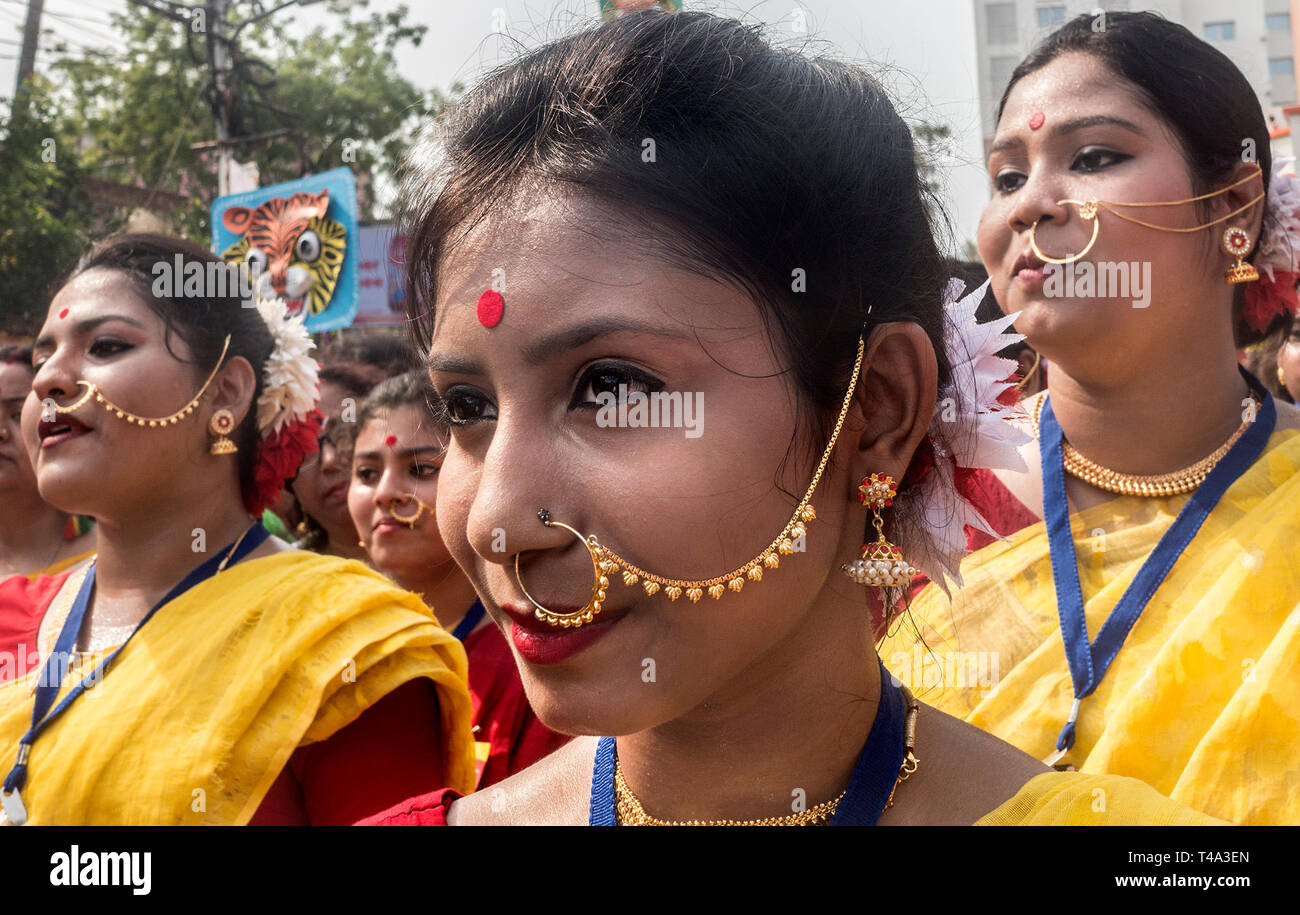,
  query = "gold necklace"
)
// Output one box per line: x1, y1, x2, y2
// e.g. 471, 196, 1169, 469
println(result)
614, 687, 920, 826
1030, 392, 1258, 497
